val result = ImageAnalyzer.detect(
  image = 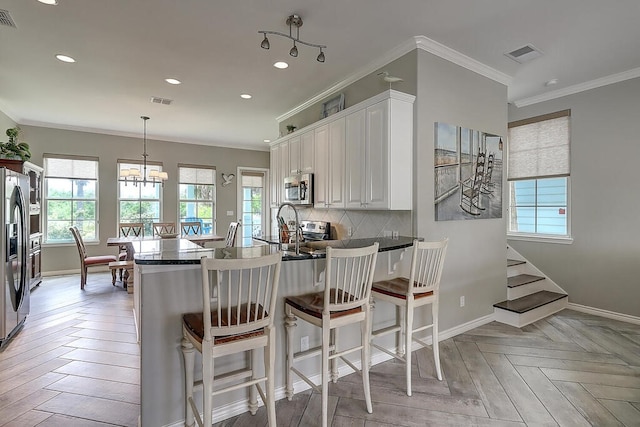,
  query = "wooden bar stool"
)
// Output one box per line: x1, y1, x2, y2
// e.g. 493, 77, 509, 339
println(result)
284, 243, 379, 427
370, 238, 448, 396
181, 252, 282, 426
